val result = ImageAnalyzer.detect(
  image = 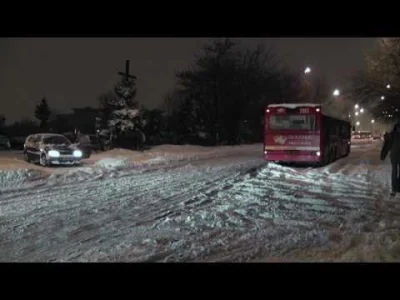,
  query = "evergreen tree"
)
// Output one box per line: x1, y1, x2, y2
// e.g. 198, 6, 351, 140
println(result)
35, 97, 51, 129
0, 114, 5, 129
107, 76, 142, 135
